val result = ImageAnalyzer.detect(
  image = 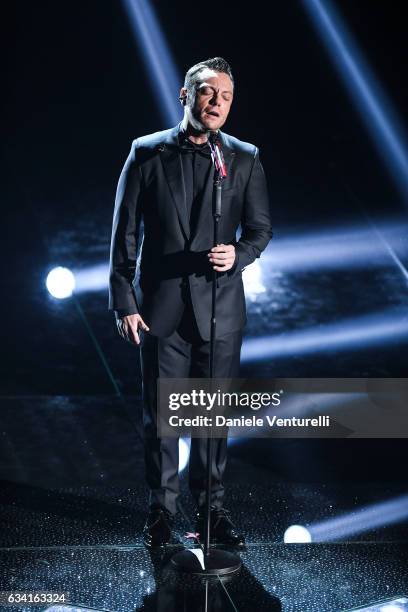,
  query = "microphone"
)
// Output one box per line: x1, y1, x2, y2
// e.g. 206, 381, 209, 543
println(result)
208, 131, 227, 178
